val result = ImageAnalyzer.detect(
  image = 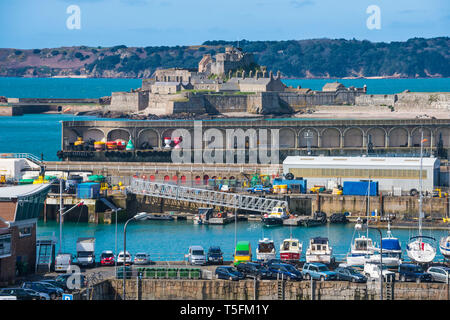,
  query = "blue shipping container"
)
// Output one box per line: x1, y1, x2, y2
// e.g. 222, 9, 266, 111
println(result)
273, 179, 308, 193
343, 181, 378, 196
77, 182, 101, 199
